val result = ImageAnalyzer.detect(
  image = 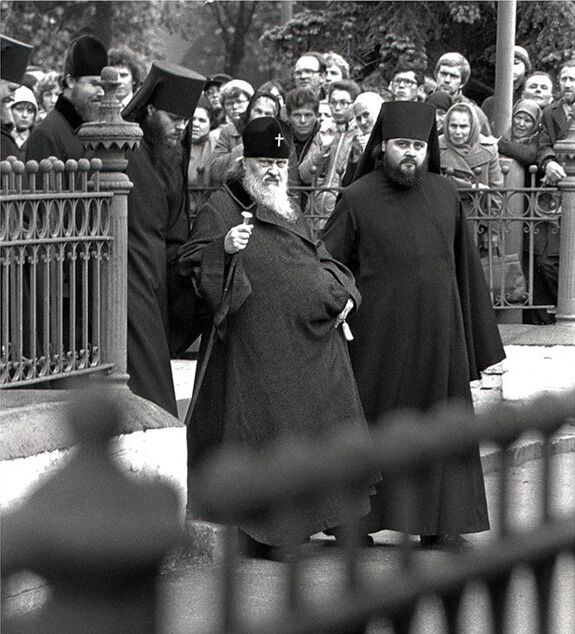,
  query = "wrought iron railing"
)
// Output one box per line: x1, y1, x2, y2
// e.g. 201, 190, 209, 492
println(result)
189, 163, 562, 313
0, 157, 114, 387
191, 393, 574, 634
